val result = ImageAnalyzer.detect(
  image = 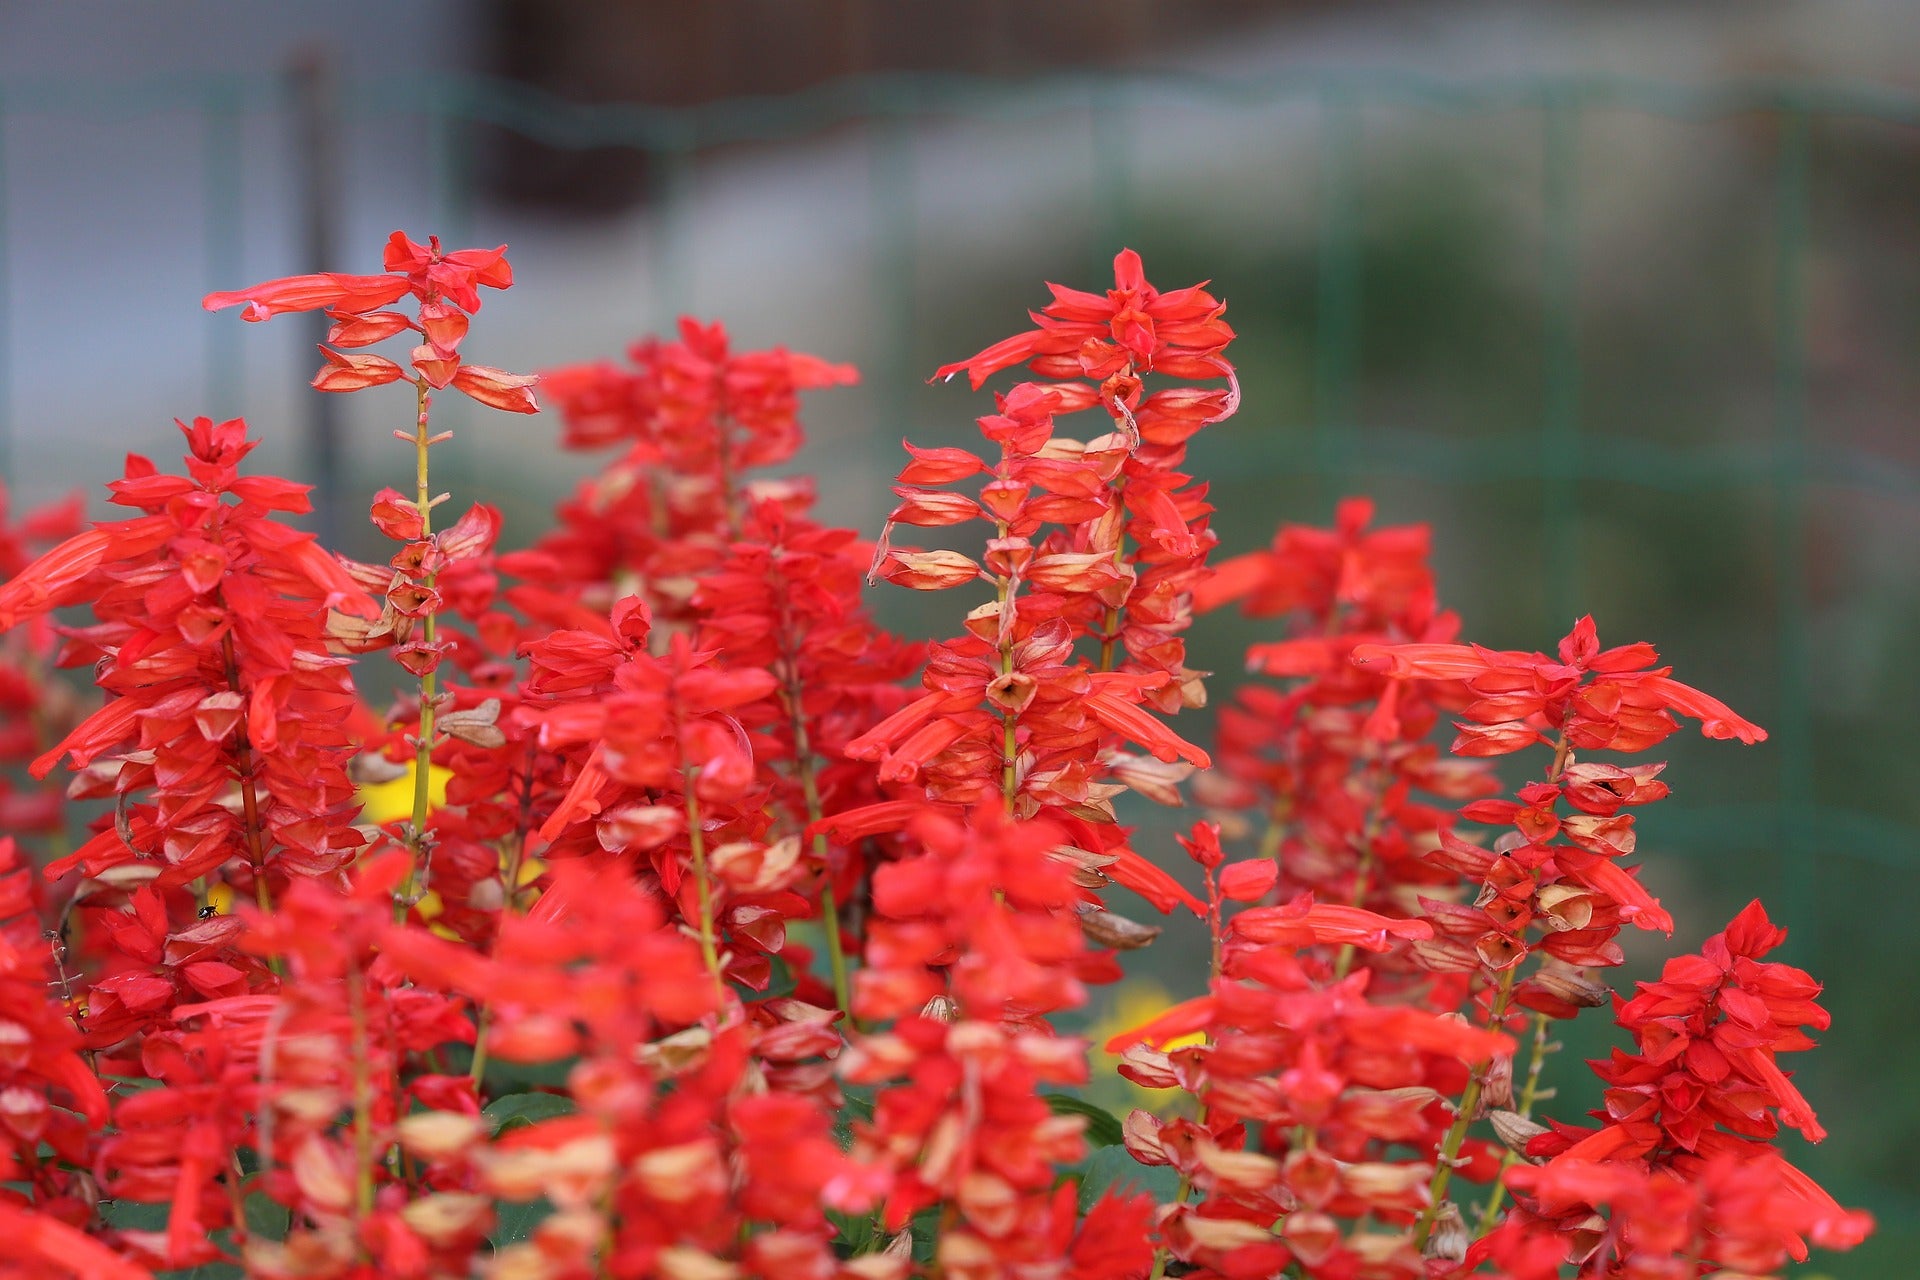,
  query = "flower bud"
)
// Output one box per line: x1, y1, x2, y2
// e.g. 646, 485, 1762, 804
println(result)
1079, 908, 1161, 951
1525, 962, 1611, 1008
1423, 1202, 1469, 1263
1479, 1052, 1515, 1112
1489, 1109, 1549, 1156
